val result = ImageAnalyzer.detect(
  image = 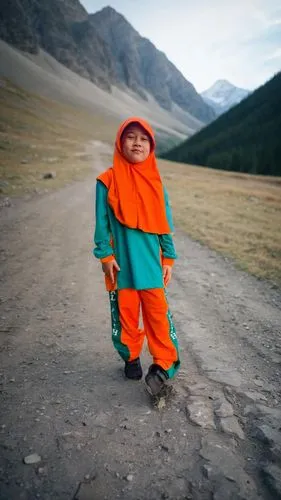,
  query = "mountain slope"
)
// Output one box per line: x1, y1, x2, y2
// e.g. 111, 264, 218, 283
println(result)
89, 7, 215, 123
0, 38, 200, 155
0, 0, 215, 124
201, 80, 250, 115
163, 72, 281, 176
